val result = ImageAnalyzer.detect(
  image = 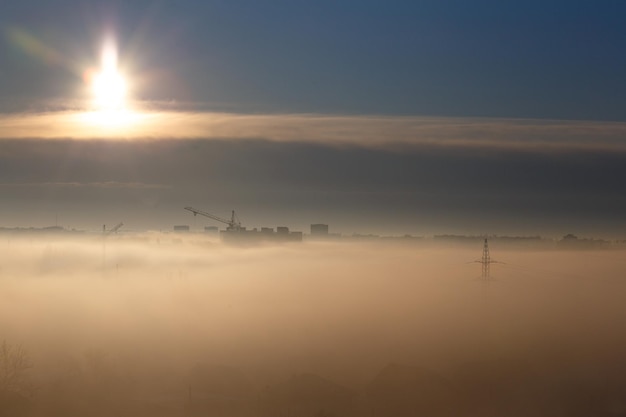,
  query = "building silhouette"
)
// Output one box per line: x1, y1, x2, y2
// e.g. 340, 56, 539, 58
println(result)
311, 224, 329, 236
